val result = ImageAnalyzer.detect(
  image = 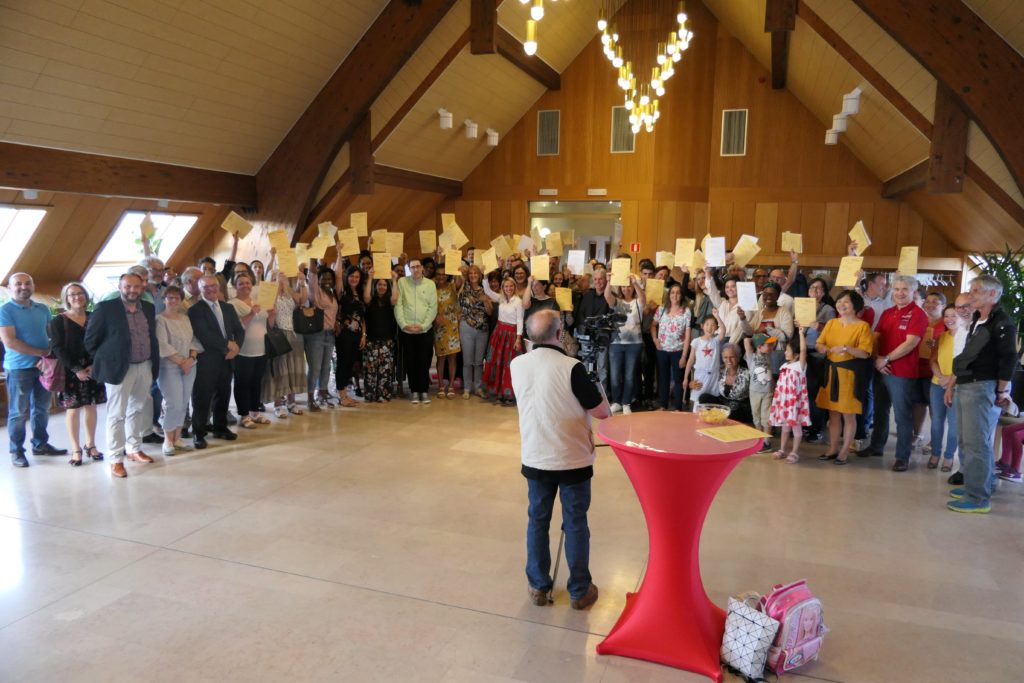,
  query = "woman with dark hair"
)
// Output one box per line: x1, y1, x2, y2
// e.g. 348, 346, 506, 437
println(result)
361, 267, 399, 402
604, 274, 647, 414
230, 273, 274, 428
50, 282, 106, 465
652, 282, 692, 411
521, 275, 559, 352
250, 259, 266, 284
458, 265, 493, 398
699, 342, 752, 424
305, 260, 339, 410
814, 289, 874, 464
511, 264, 530, 298
334, 265, 365, 407
702, 268, 751, 344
